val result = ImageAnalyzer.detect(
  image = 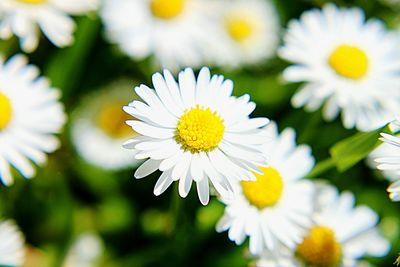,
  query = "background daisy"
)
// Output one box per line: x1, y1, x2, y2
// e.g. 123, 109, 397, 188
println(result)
0, 0, 98, 52
376, 120, 400, 201
71, 79, 141, 170
279, 4, 400, 131
101, 0, 215, 71
123, 67, 270, 205
210, 0, 280, 67
257, 184, 390, 267
0, 220, 25, 266
216, 122, 315, 254
0, 55, 66, 185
